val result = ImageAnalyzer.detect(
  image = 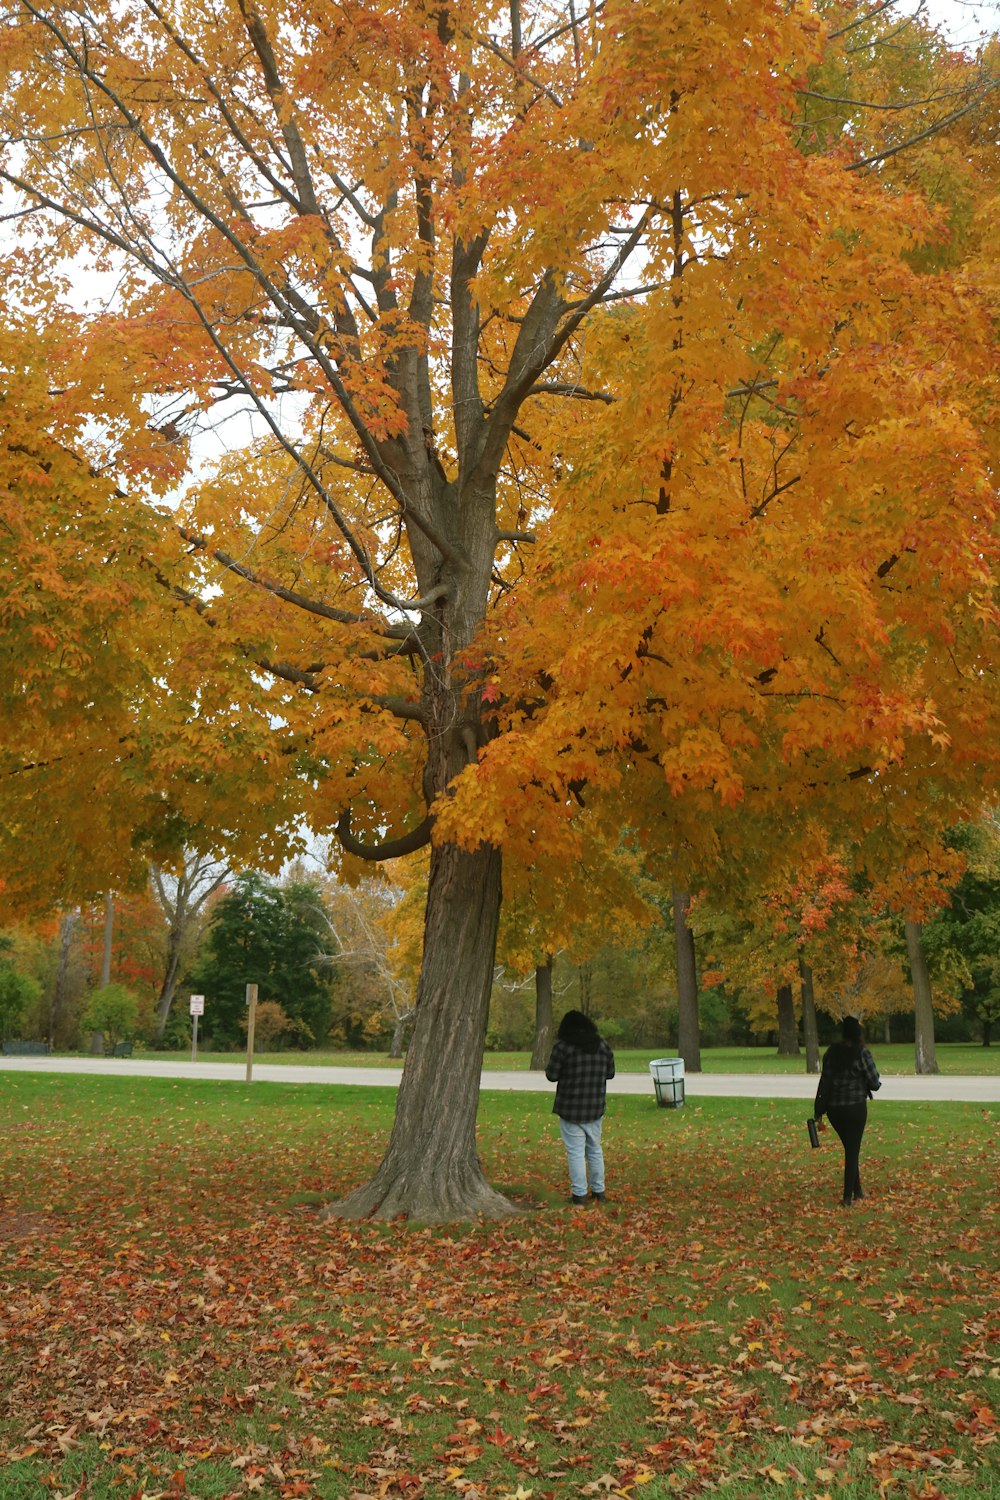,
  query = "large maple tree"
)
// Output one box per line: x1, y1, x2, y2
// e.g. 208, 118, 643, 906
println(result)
1, 0, 997, 1217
